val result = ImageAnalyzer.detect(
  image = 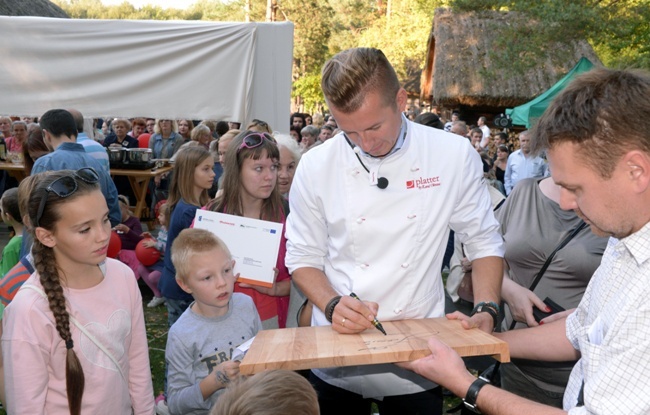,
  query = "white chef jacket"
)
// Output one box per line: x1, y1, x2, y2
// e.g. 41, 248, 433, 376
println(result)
285, 120, 504, 398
